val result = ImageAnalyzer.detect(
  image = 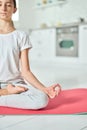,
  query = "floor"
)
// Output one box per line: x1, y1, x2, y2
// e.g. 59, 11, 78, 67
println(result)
0, 61, 87, 130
